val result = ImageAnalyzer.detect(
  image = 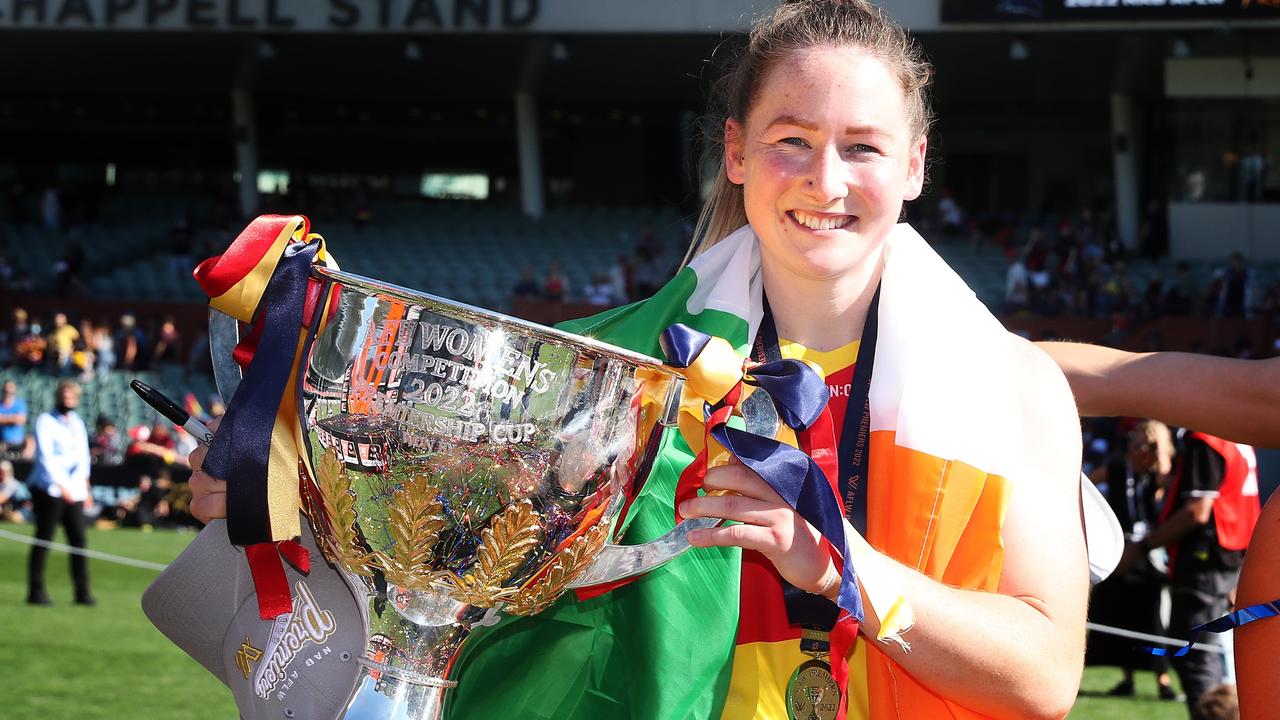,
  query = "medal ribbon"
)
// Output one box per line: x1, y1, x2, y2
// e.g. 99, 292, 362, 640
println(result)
1148, 600, 1280, 657
659, 323, 866, 629
193, 214, 336, 619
